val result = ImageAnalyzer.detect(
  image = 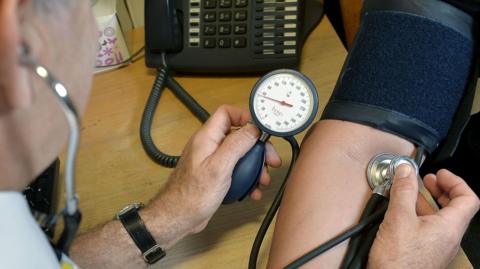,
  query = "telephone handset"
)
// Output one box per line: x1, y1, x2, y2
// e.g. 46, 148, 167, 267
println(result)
145, 0, 324, 73
145, 0, 183, 53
